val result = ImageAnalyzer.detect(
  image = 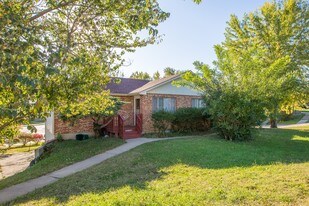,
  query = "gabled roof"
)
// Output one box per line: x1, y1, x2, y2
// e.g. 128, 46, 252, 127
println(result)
129, 74, 182, 95
106, 78, 150, 94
